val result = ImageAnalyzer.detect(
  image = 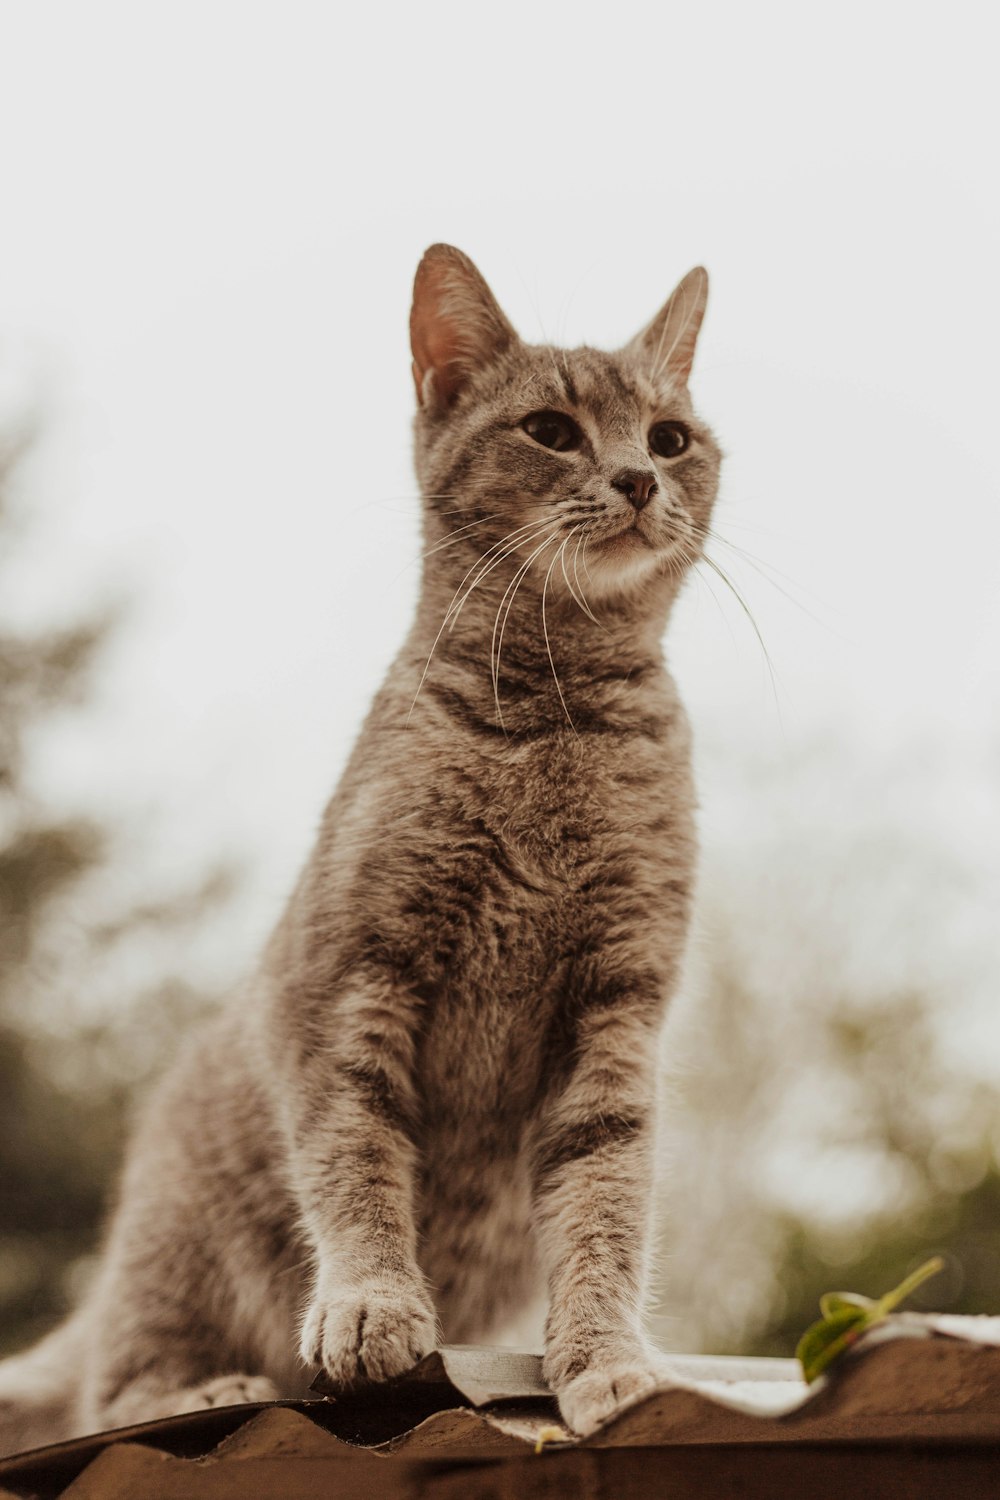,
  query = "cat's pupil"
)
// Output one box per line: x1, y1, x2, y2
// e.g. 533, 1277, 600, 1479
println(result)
523, 411, 578, 452
649, 421, 690, 458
